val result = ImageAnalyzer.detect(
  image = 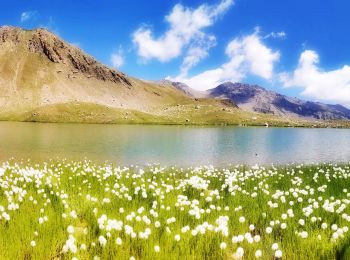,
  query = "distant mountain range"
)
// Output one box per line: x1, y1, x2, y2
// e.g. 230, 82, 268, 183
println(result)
172, 82, 350, 120
0, 25, 348, 126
